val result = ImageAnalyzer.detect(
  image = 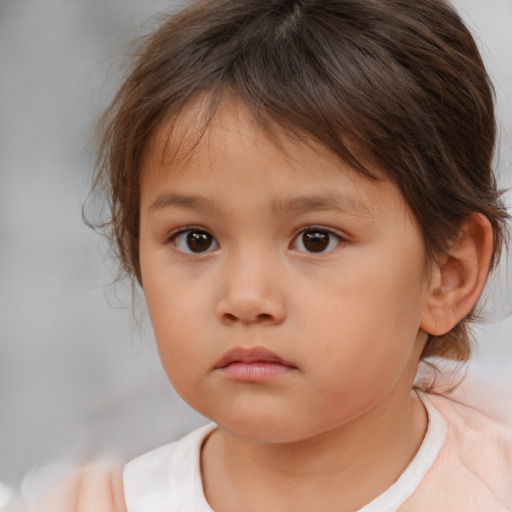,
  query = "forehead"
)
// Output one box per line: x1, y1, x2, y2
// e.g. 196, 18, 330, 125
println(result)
139, 99, 411, 222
